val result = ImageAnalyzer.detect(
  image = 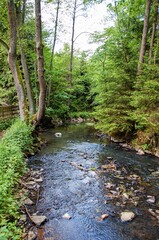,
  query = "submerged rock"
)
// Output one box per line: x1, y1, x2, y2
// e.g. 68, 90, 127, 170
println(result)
147, 195, 156, 204
120, 211, 135, 222
63, 213, 72, 220
55, 132, 62, 137
98, 214, 109, 221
